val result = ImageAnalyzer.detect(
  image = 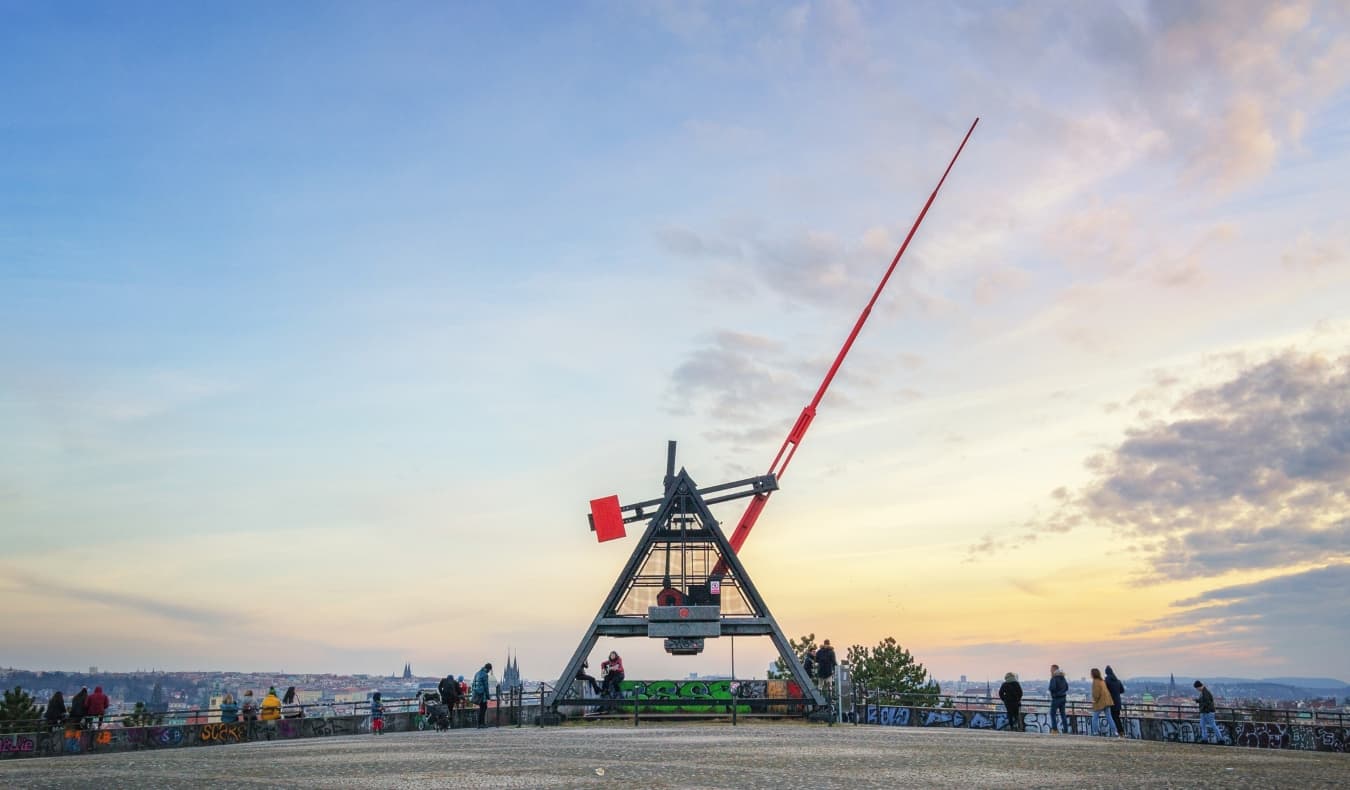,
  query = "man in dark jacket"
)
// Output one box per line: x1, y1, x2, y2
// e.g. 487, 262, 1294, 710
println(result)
1104, 666, 1126, 736
998, 673, 1024, 731
815, 640, 838, 701
43, 691, 67, 729
69, 687, 88, 729
1048, 665, 1069, 733
1194, 680, 1220, 744
438, 674, 461, 726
